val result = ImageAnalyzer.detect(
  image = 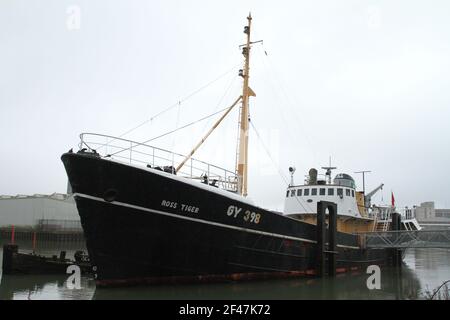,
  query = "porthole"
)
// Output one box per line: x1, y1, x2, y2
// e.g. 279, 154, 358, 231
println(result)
103, 188, 118, 202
